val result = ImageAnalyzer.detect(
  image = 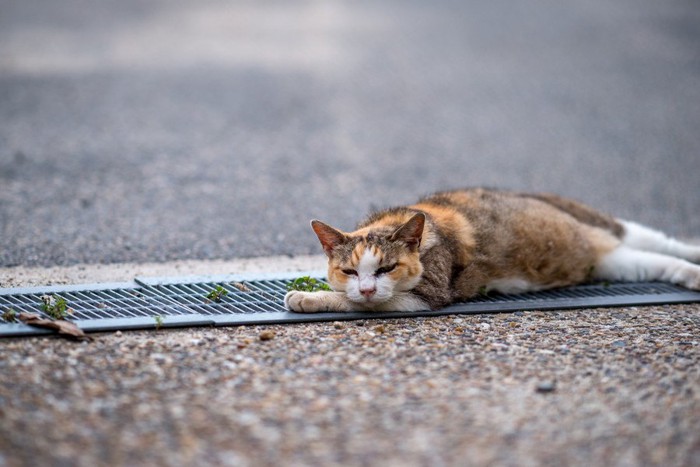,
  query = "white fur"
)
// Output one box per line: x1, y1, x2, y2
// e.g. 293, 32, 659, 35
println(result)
595, 220, 700, 289
620, 220, 700, 263
370, 292, 429, 311
595, 245, 700, 289
485, 278, 542, 294
357, 248, 380, 290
